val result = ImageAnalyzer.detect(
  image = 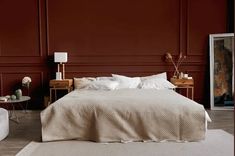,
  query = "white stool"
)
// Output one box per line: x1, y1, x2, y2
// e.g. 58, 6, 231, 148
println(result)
0, 108, 9, 141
